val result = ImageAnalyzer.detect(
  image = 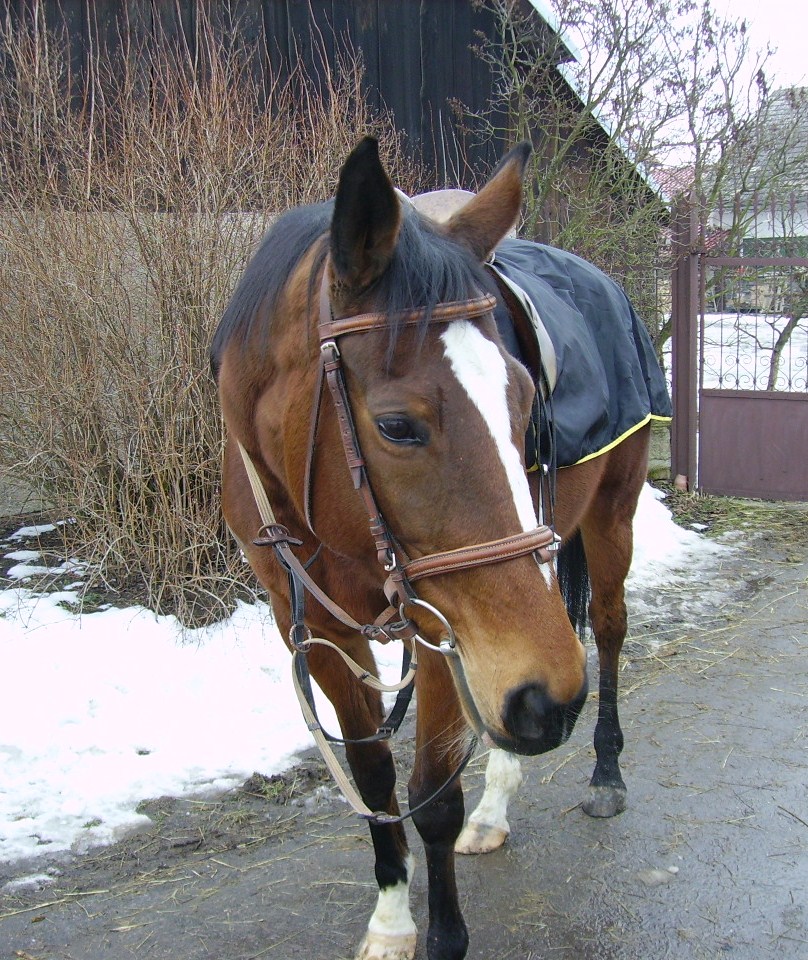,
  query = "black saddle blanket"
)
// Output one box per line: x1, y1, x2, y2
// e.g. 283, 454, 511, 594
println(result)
490, 239, 671, 468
